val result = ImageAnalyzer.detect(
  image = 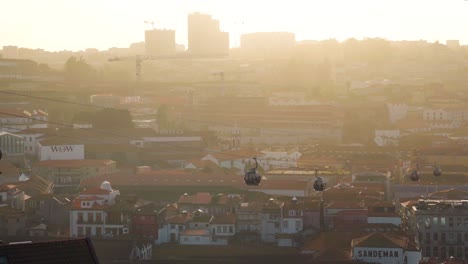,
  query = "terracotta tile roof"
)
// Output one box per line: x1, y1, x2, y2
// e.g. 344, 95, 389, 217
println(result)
80, 187, 112, 195
0, 238, 99, 264
166, 213, 192, 224
0, 108, 32, 118
351, 232, 410, 249
325, 201, 367, 210
80, 171, 246, 188
33, 159, 115, 168
180, 229, 209, 236
0, 160, 19, 175
14, 175, 54, 195
249, 180, 310, 190
178, 192, 212, 204
211, 214, 236, 225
